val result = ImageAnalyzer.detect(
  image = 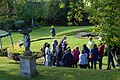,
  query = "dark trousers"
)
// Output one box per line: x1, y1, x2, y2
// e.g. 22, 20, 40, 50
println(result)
91, 61, 97, 69
79, 64, 87, 69
52, 56, 56, 66
99, 56, 103, 69
73, 60, 79, 68
107, 55, 115, 69
52, 51, 56, 66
